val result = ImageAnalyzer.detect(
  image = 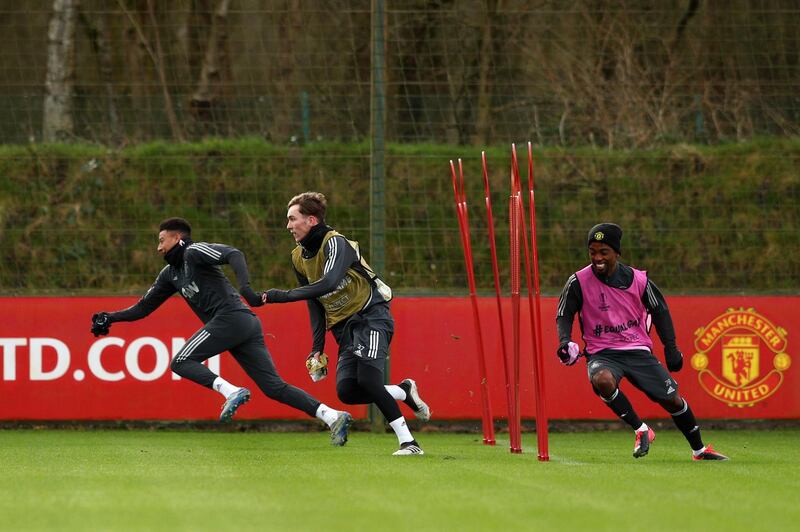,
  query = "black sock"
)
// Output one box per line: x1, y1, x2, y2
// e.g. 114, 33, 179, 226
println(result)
602, 388, 643, 430
670, 399, 704, 451
397, 380, 416, 410
357, 365, 403, 421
